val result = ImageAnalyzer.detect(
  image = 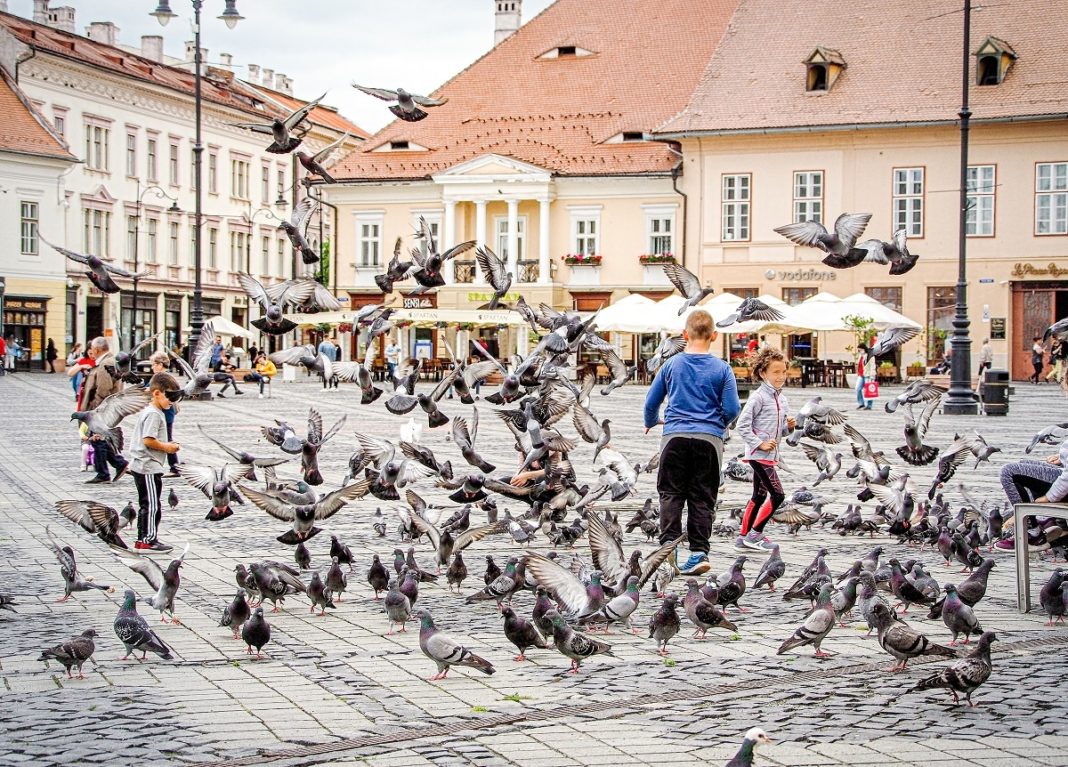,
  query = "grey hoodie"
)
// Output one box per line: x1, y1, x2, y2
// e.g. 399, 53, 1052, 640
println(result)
737, 381, 790, 463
